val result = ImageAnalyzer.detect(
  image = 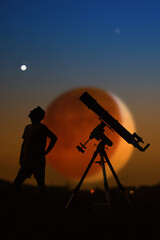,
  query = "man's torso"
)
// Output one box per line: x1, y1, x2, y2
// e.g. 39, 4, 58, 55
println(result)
22, 123, 49, 167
